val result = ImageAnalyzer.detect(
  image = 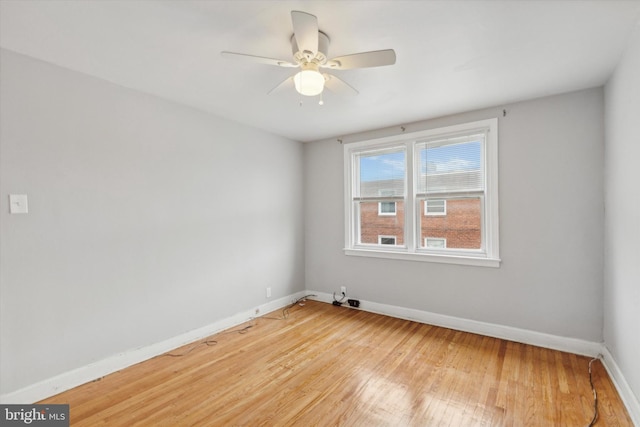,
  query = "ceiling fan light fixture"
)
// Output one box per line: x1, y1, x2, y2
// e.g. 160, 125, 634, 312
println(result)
293, 63, 325, 96
222, 11, 396, 100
